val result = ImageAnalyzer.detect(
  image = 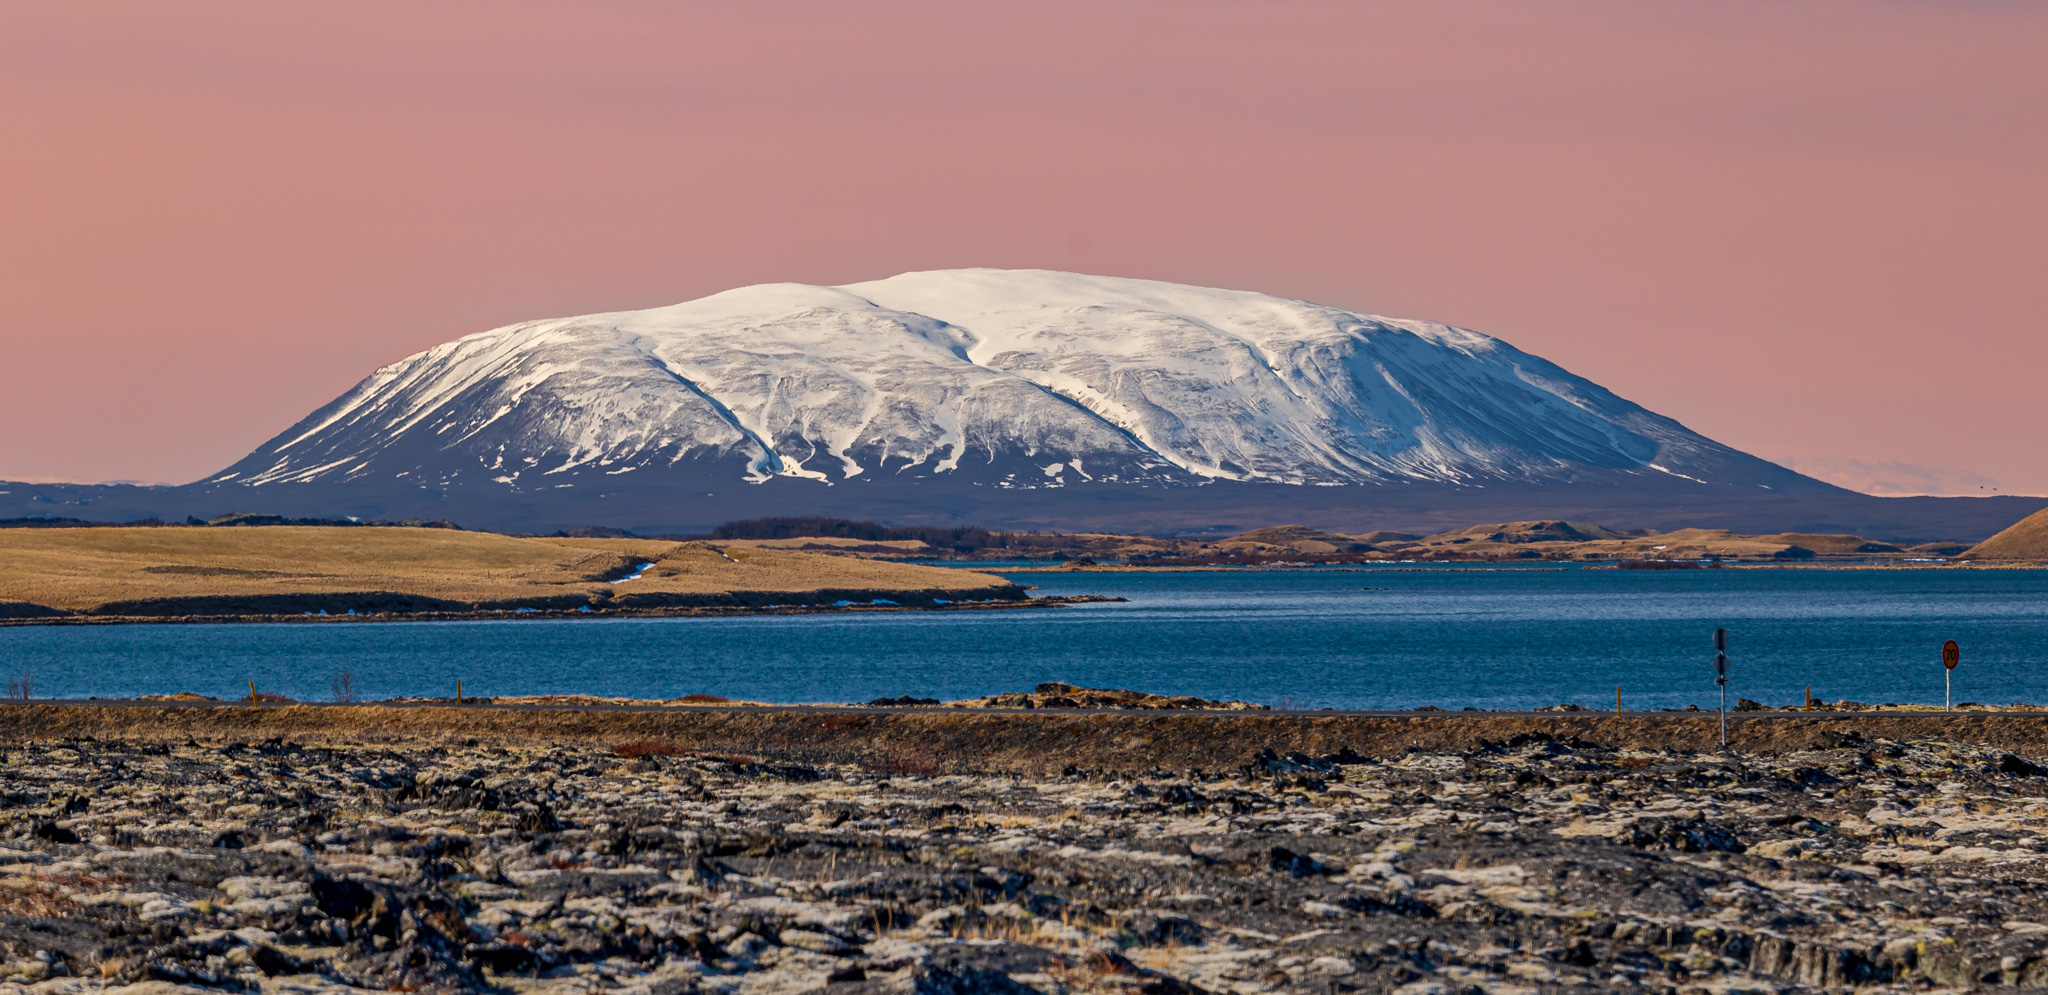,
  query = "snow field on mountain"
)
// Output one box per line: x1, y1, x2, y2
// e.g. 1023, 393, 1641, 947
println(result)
218, 269, 1757, 493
